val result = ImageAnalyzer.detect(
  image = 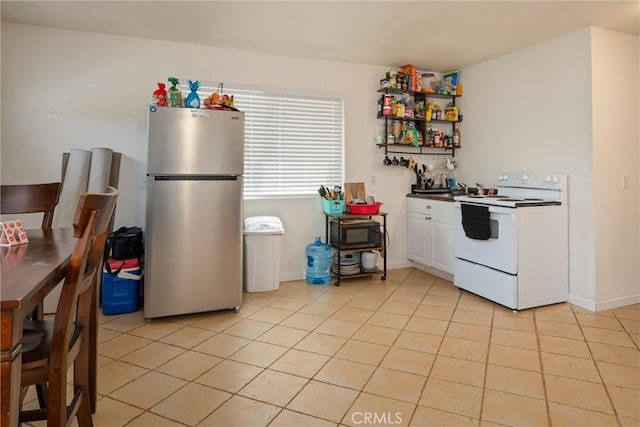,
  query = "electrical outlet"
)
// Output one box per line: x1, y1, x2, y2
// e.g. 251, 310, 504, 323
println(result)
139, 174, 147, 189
622, 175, 629, 189
372, 175, 376, 185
